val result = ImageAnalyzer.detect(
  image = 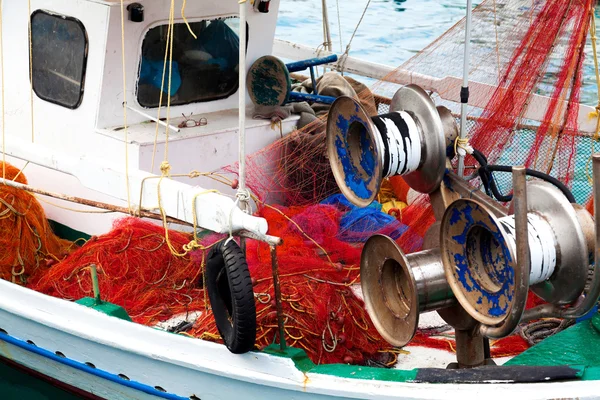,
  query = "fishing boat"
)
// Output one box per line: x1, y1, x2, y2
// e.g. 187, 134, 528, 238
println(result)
2, 0, 600, 398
